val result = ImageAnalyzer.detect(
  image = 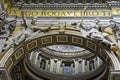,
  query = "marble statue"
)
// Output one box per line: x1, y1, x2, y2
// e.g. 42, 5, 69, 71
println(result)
4, 36, 15, 49
5, 14, 52, 49
76, 22, 89, 37
0, 10, 16, 35
59, 22, 66, 33
76, 22, 83, 29
3, 29, 24, 50
3, 15, 41, 50
109, 20, 120, 49
31, 16, 37, 26
109, 19, 120, 35
87, 28, 115, 46
0, 11, 7, 20
2, 20, 16, 35
71, 22, 85, 30
0, 21, 4, 33
59, 22, 66, 29
0, 11, 7, 34
13, 16, 41, 45
90, 18, 102, 31
87, 18, 115, 46
72, 18, 102, 37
